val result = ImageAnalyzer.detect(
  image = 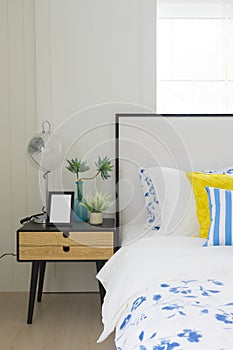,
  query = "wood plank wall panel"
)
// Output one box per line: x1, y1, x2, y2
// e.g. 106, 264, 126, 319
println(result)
0, 0, 13, 289
23, 0, 41, 216
0, 0, 11, 250
0, 0, 156, 291
0, 0, 40, 291
35, 0, 157, 292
